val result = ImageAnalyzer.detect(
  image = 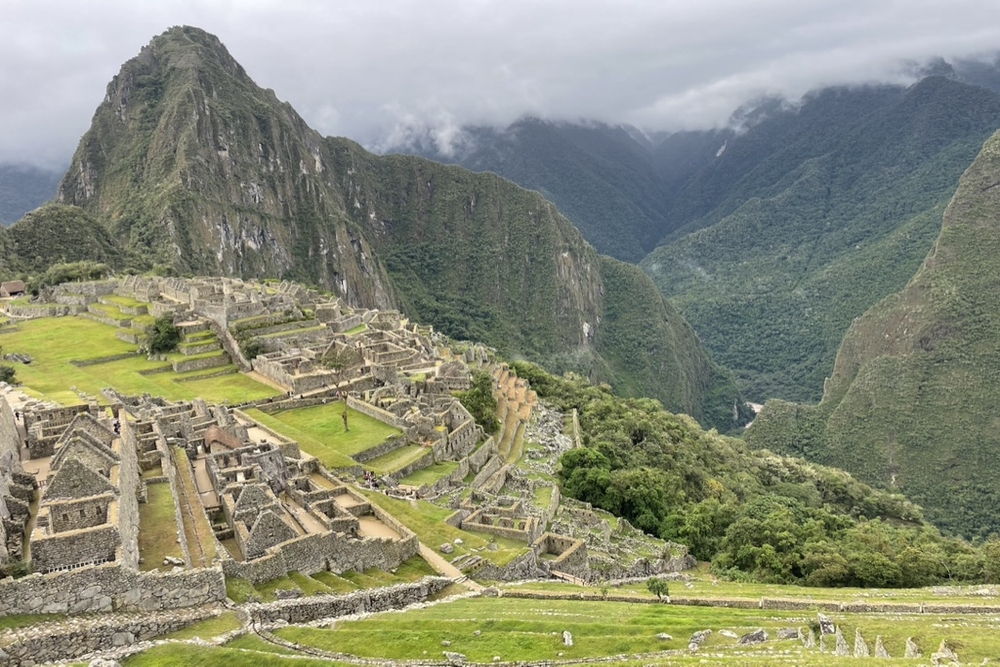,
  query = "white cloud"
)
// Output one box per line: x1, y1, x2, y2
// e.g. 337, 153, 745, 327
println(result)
3, 0, 1000, 165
